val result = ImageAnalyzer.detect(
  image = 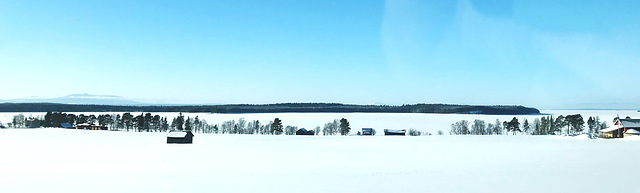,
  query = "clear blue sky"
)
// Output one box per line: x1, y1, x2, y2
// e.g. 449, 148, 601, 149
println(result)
1, 0, 639, 108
